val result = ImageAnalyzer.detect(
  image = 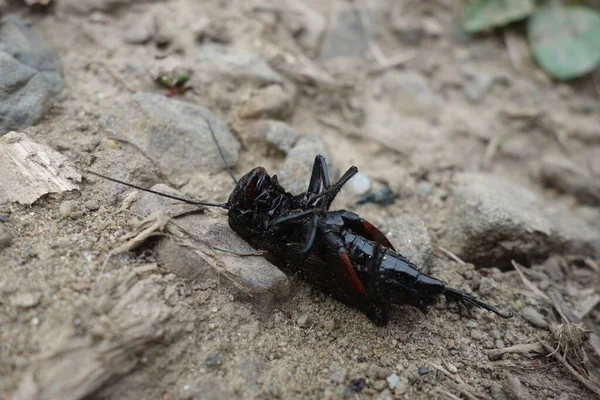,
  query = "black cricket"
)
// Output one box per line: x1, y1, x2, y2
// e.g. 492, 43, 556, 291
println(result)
90, 119, 512, 326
